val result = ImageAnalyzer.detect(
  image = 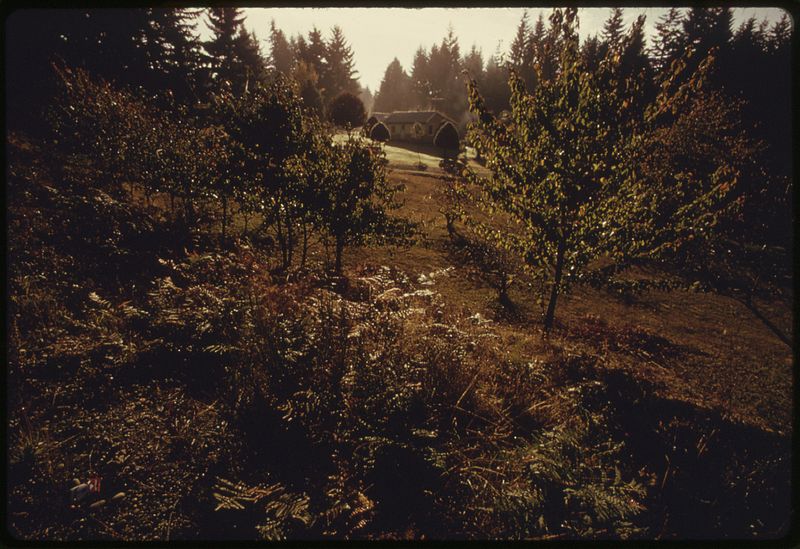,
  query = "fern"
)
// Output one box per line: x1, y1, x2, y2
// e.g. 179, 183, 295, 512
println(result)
212, 476, 282, 511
